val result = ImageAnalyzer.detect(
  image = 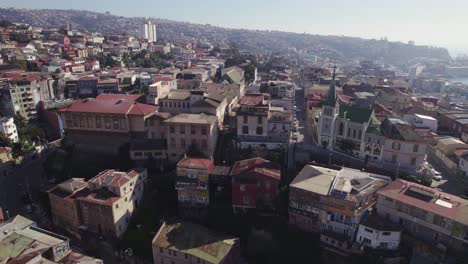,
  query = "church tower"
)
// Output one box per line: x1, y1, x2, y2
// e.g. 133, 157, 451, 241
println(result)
317, 66, 338, 149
